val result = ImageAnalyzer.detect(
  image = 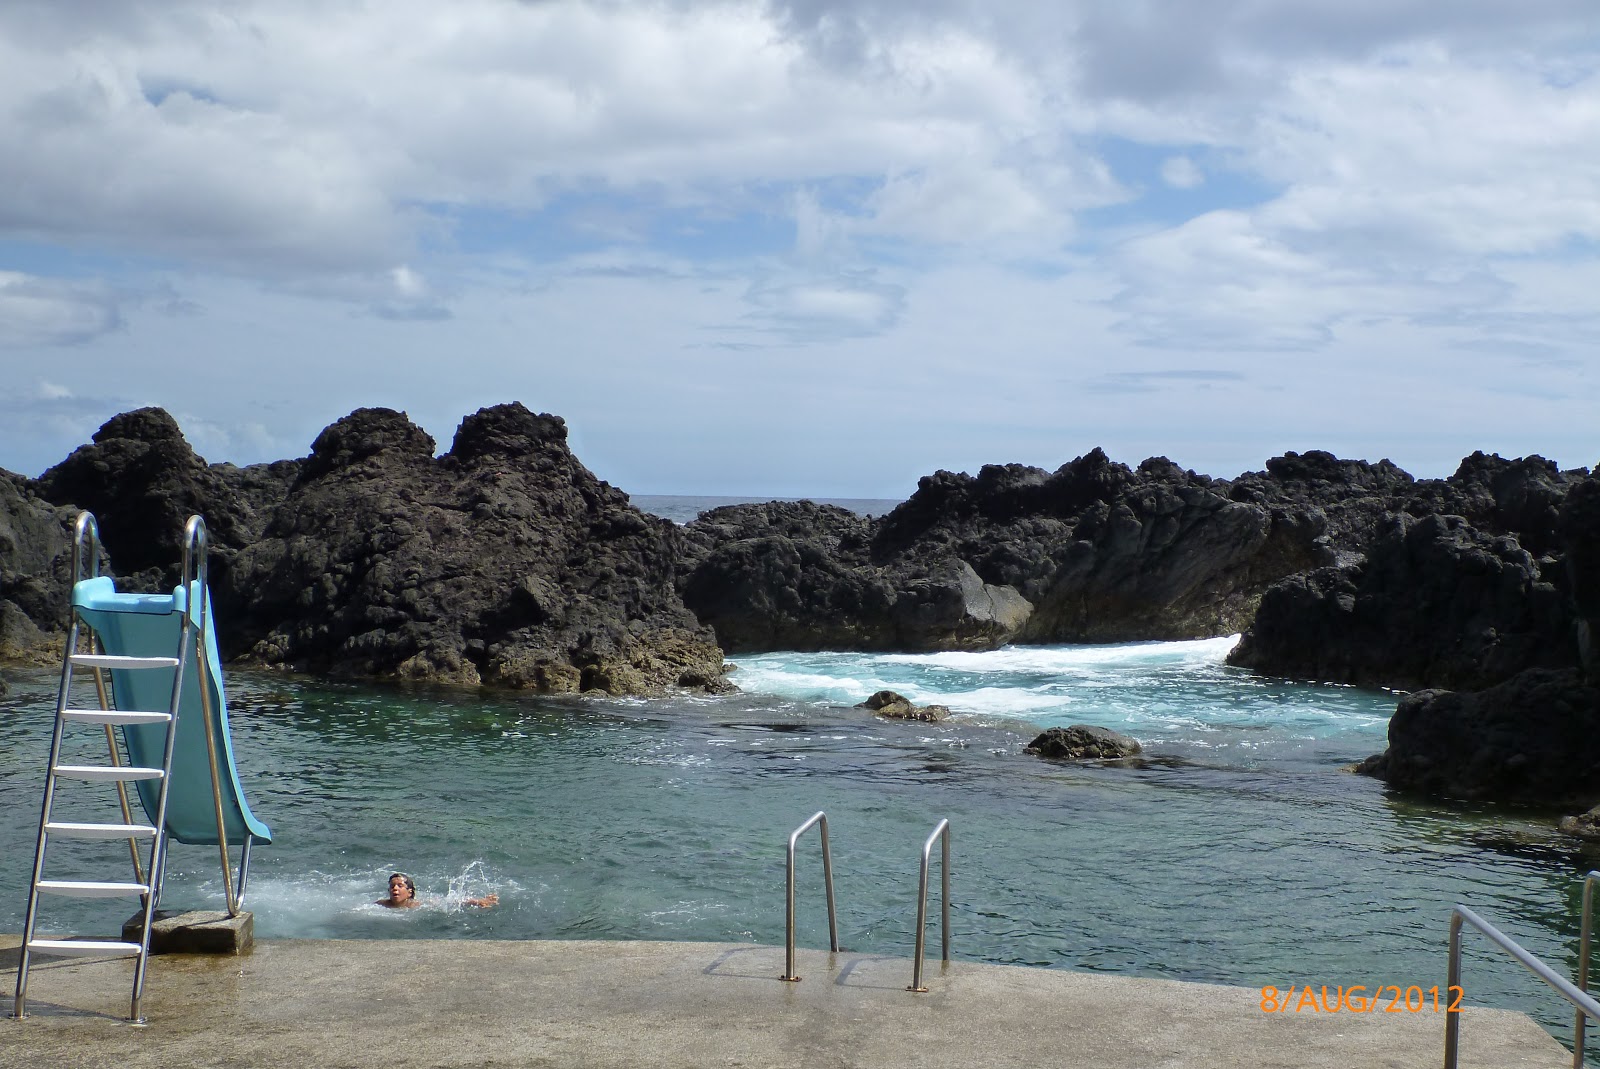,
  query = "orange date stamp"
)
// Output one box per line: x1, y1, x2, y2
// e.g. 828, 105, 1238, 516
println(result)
1260, 985, 1464, 1014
